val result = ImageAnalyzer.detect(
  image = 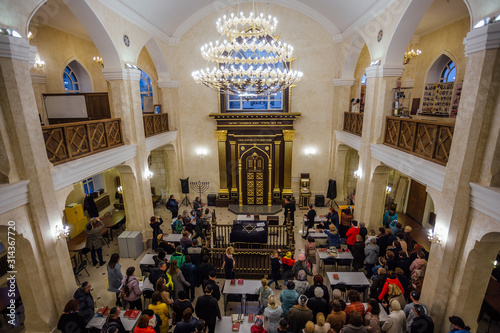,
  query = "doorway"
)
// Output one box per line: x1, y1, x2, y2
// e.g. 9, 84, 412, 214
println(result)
243, 150, 268, 205
407, 180, 427, 223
